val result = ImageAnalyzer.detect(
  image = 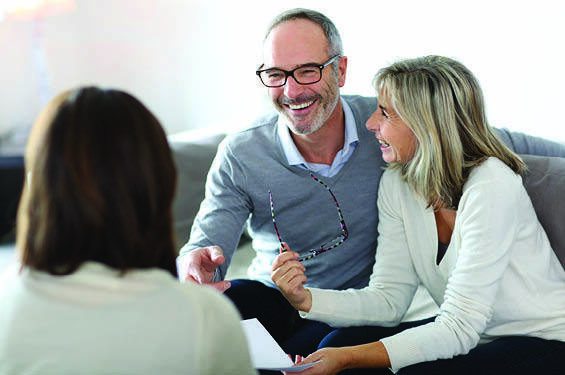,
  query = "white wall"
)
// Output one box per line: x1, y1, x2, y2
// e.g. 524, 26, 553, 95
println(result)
1, 0, 564, 144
